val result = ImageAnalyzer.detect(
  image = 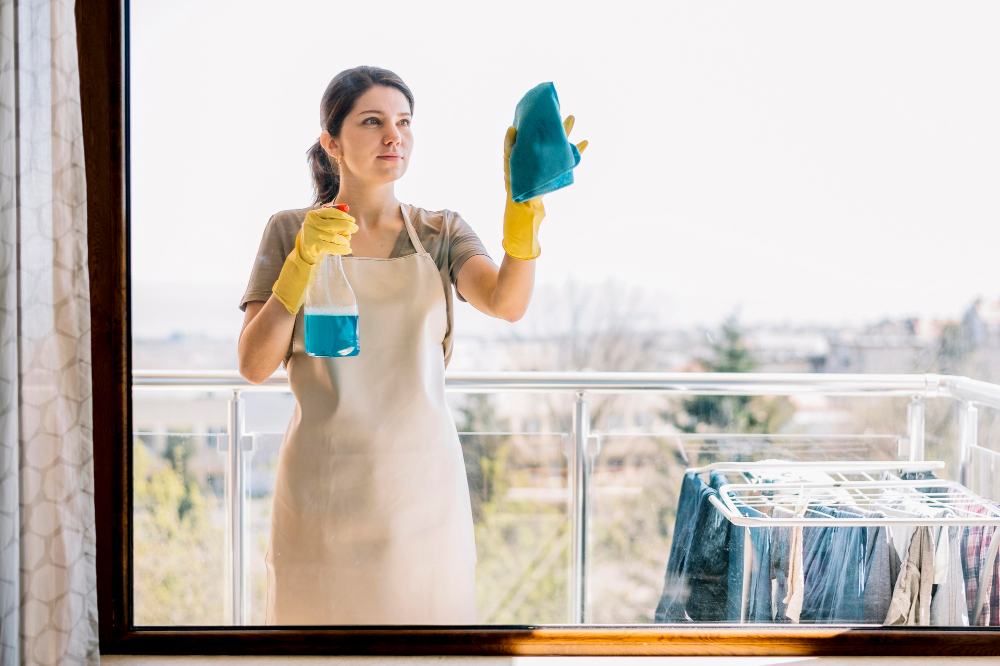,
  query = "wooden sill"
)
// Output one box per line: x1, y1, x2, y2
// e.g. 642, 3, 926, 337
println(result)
108, 626, 1000, 656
